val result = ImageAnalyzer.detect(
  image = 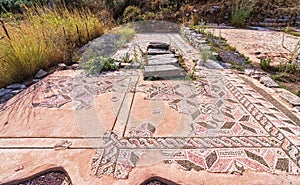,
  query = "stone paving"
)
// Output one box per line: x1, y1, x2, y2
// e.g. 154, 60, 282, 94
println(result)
144, 42, 185, 79
1, 33, 300, 184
